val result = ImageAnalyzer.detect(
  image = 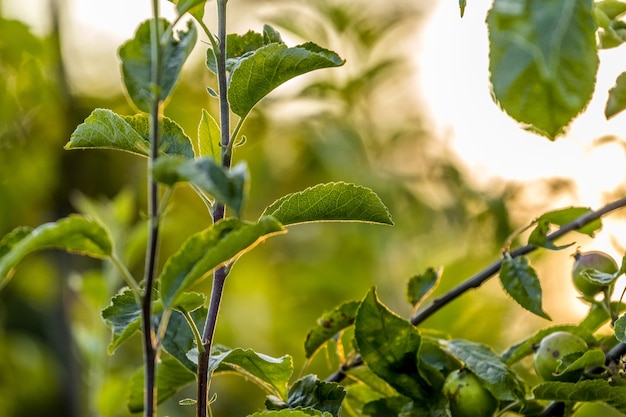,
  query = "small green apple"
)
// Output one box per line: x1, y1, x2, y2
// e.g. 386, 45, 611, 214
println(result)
572, 251, 618, 297
533, 331, 588, 382
443, 369, 497, 417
